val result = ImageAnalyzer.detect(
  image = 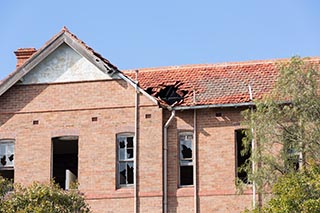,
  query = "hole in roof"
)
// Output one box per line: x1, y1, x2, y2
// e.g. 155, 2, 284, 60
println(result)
146, 81, 189, 105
